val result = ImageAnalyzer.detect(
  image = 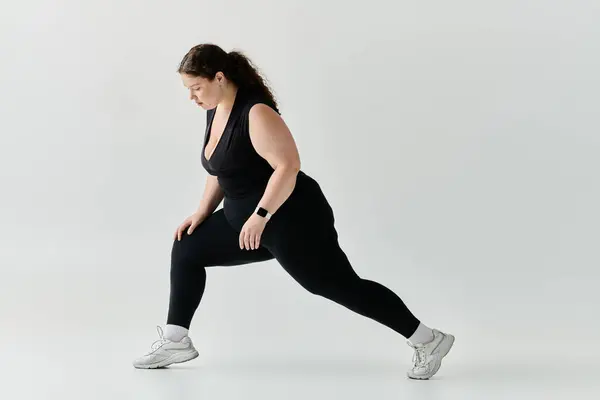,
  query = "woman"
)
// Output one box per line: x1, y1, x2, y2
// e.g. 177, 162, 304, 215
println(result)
133, 43, 455, 380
